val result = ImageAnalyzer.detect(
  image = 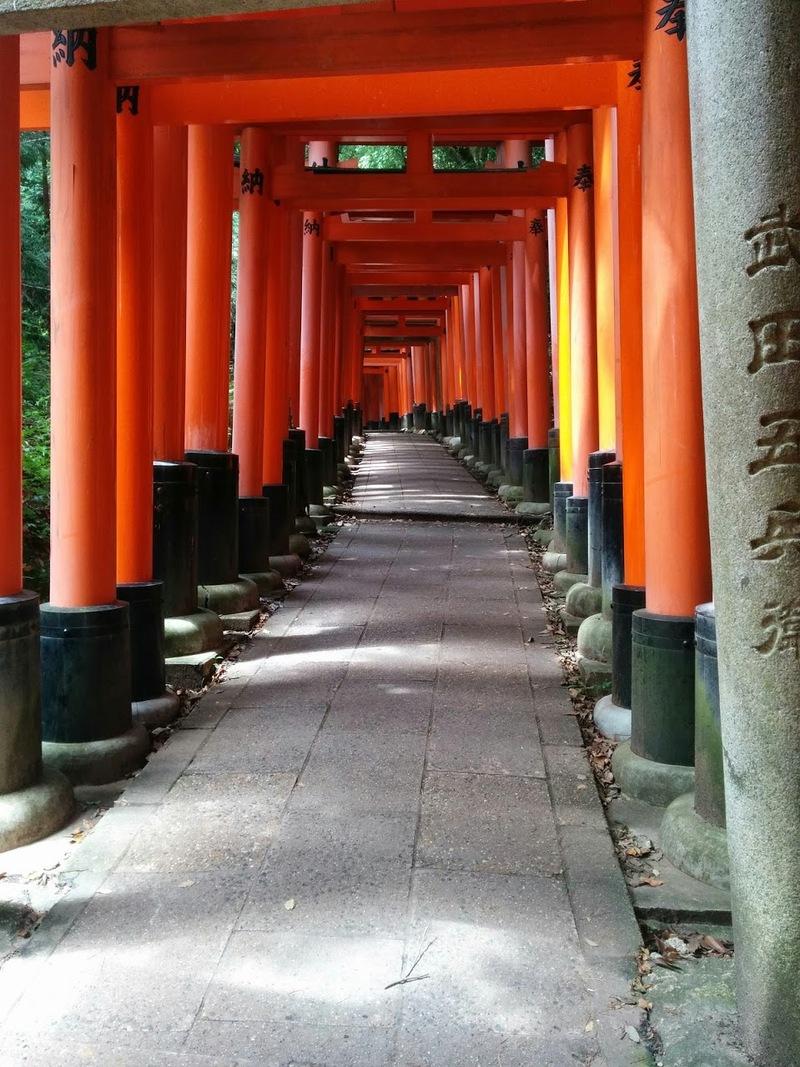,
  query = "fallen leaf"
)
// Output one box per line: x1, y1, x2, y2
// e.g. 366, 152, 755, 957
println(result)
585, 938, 599, 947
635, 876, 664, 888
585, 1020, 595, 1032
624, 1026, 641, 1044
284, 898, 296, 910
178, 880, 195, 889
